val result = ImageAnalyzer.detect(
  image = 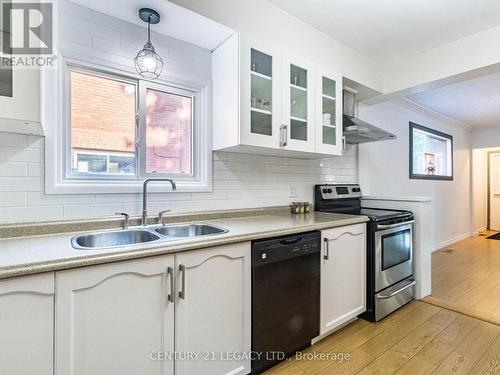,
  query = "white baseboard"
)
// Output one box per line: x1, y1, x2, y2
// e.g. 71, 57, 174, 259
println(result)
431, 232, 472, 252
